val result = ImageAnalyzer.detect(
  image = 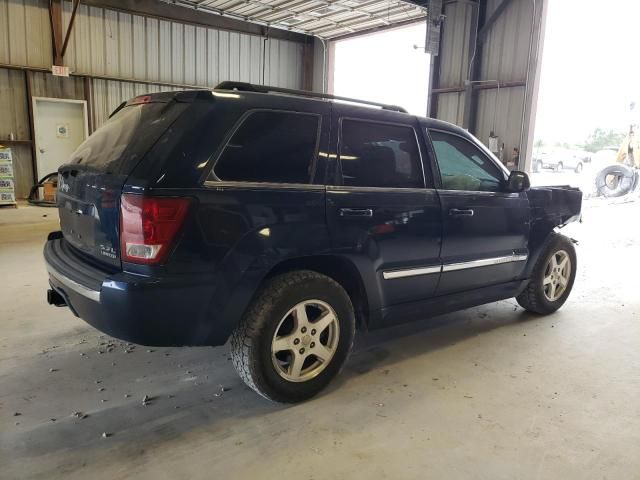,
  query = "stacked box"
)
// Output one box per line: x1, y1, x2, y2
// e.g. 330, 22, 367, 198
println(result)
0, 147, 16, 206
